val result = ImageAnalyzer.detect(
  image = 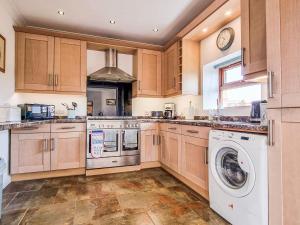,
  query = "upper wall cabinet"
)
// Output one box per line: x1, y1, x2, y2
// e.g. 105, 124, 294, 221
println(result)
132, 49, 162, 97
16, 33, 55, 92
241, 0, 267, 78
163, 42, 179, 96
15, 32, 87, 95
